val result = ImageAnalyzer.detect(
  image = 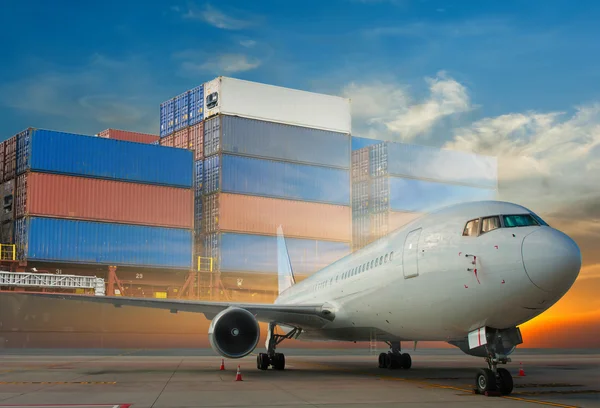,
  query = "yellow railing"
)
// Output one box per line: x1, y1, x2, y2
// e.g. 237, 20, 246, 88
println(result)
0, 244, 16, 261
197, 256, 214, 272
